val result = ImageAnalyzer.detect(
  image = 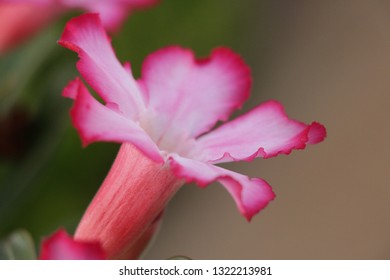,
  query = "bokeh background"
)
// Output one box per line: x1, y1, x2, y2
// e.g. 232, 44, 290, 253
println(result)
1, 0, 389, 259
